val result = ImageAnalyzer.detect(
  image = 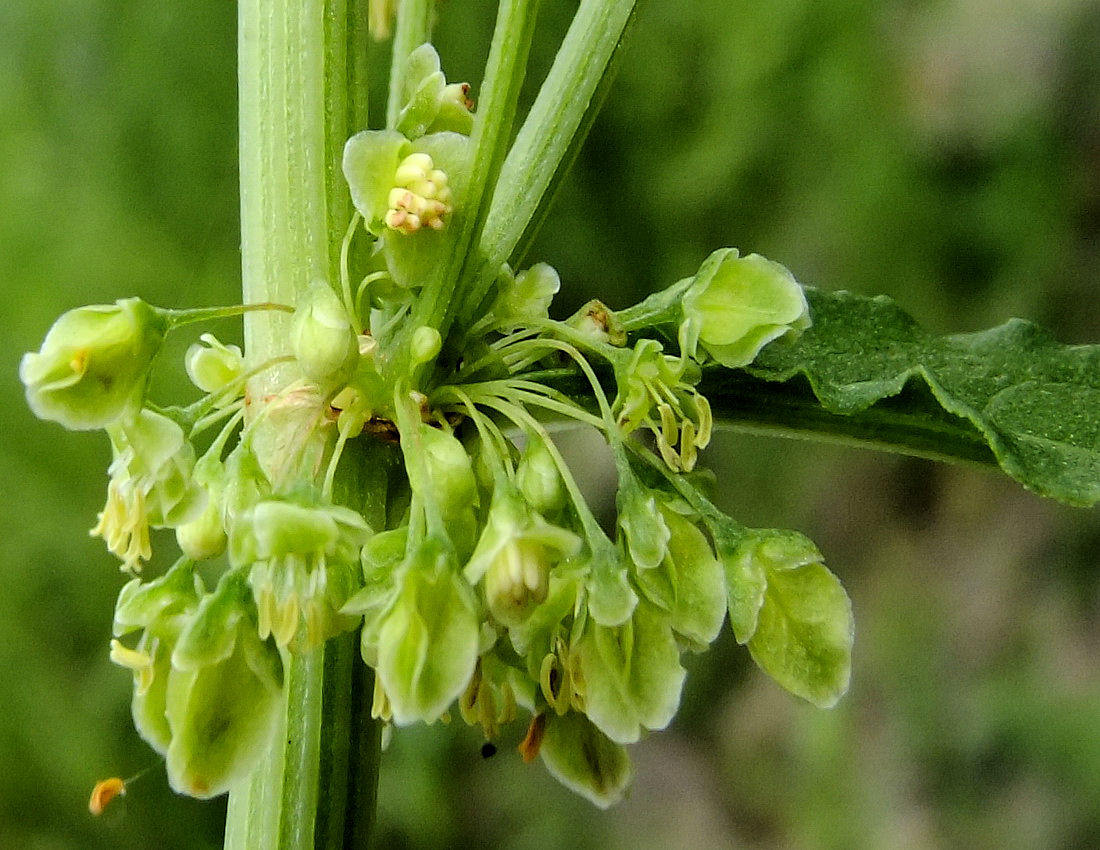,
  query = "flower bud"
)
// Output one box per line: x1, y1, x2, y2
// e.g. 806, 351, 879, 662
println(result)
491, 263, 561, 324
21, 297, 167, 430
176, 499, 227, 561
410, 325, 442, 365
383, 152, 453, 234
394, 44, 475, 138
679, 248, 810, 368
515, 438, 567, 517
185, 333, 244, 400
291, 281, 359, 384
416, 425, 479, 519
